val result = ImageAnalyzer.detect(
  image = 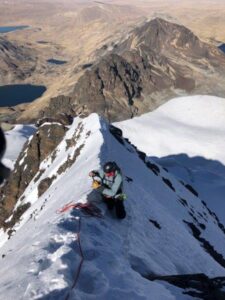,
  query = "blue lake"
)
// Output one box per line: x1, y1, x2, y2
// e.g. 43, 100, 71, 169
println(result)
0, 26, 29, 34
0, 84, 46, 107
47, 59, 67, 65
219, 44, 225, 54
